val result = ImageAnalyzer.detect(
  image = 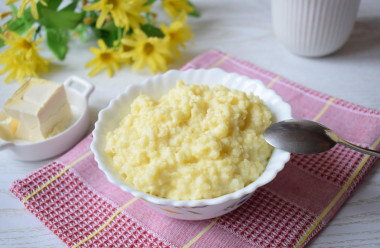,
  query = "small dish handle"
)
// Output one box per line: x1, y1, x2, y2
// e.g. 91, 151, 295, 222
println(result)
64, 76, 94, 101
